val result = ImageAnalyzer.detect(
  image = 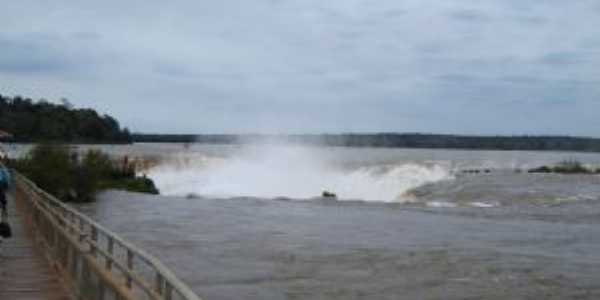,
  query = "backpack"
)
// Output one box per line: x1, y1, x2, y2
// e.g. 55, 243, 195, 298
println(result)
0, 222, 12, 238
